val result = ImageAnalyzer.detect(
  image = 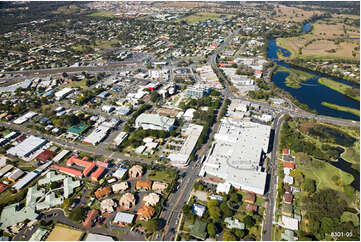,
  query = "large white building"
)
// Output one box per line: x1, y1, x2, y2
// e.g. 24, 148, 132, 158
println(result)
54, 88, 74, 100
168, 123, 203, 167
7, 136, 47, 159
200, 118, 271, 195
135, 113, 175, 131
